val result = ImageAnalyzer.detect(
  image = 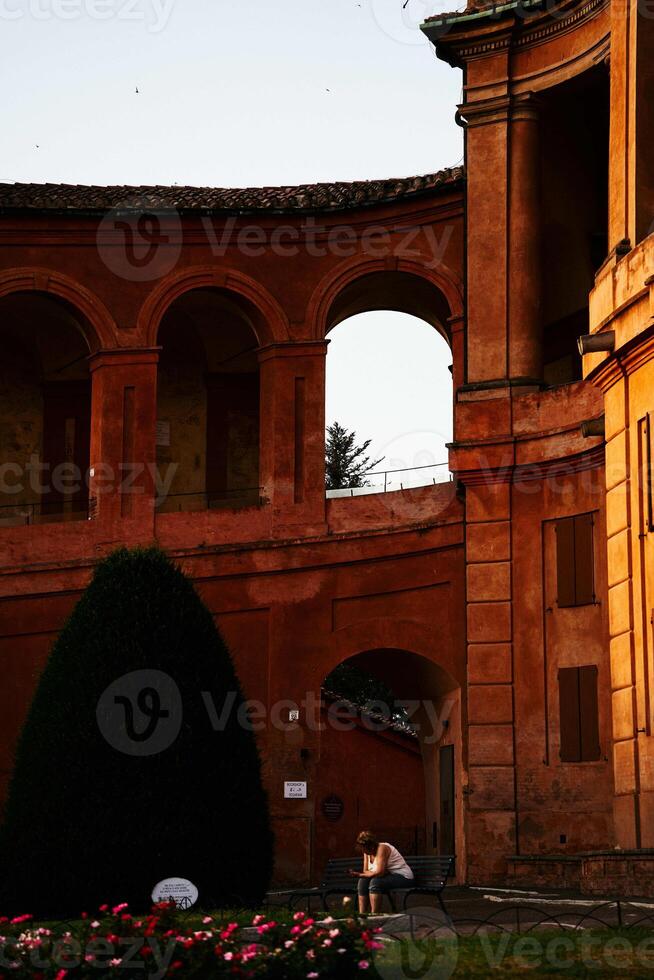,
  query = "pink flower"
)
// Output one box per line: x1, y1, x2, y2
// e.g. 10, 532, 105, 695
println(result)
284, 940, 294, 948
252, 914, 265, 925
358, 961, 370, 970
307, 973, 319, 979
203, 916, 213, 925
55, 971, 68, 980
329, 928, 340, 938
224, 952, 234, 961
293, 911, 305, 921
